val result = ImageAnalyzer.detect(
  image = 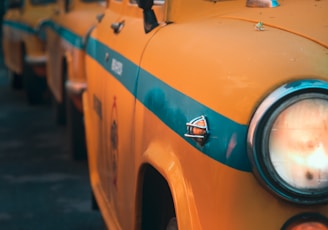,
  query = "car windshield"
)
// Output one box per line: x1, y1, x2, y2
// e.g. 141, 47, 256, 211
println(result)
31, 0, 56, 4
